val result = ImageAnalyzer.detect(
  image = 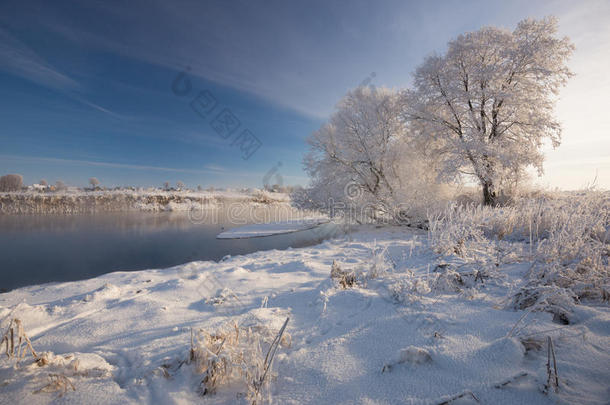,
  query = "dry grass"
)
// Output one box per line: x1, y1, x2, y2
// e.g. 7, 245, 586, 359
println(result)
160, 317, 291, 404
191, 321, 242, 396
428, 190, 609, 317
330, 260, 359, 288
331, 243, 393, 289
33, 373, 76, 397
544, 336, 559, 394
520, 337, 544, 353
1, 318, 38, 361
437, 390, 480, 404
494, 371, 529, 389
1, 317, 117, 399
